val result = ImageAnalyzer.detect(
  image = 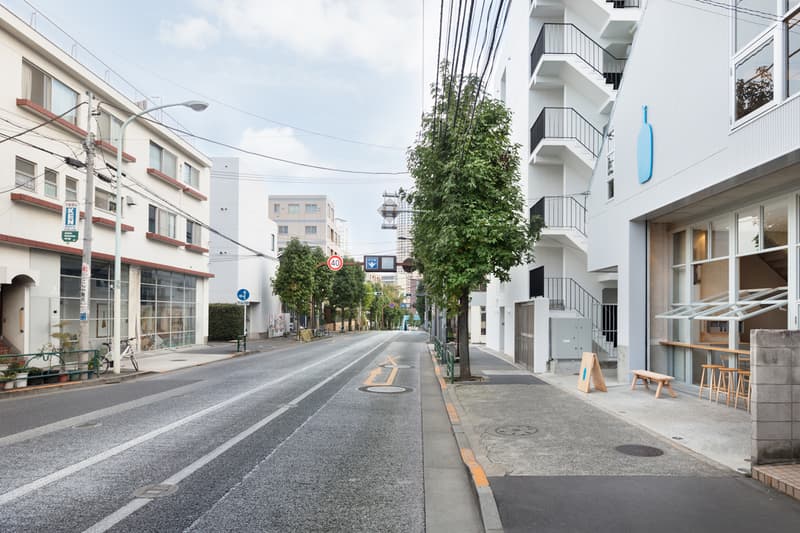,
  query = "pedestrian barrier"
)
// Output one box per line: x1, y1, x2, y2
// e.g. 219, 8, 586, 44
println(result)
0, 349, 100, 390
236, 335, 247, 352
